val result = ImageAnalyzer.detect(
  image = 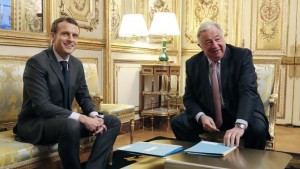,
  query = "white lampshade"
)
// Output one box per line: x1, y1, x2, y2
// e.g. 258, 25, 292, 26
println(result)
119, 14, 149, 37
149, 12, 180, 36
